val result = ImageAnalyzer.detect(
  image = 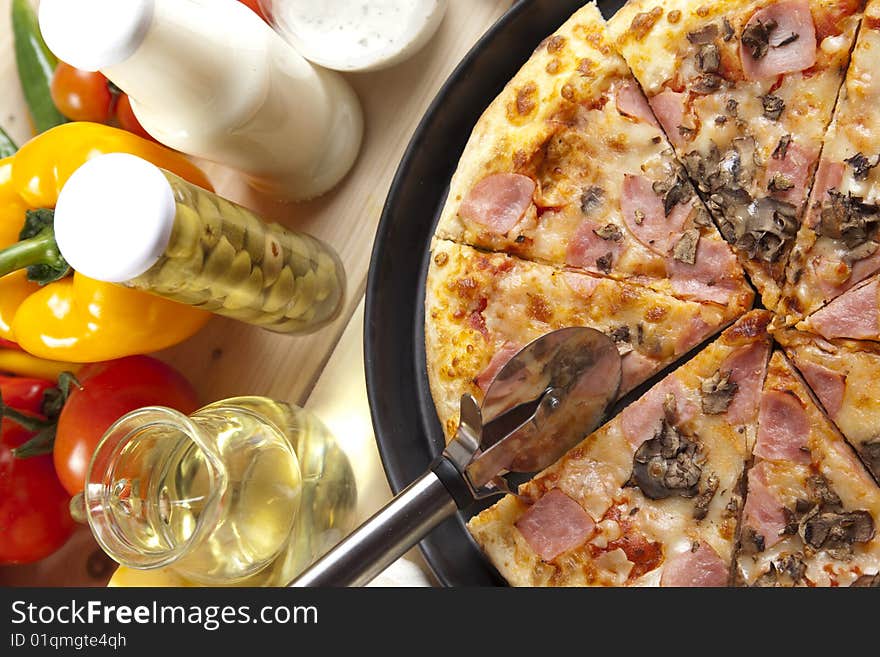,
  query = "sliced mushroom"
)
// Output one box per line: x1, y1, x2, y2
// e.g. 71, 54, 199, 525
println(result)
742, 18, 778, 60
799, 509, 875, 560
594, 223, 623, 241
859, 439, 880, 480
739, 198, 798, 262
806, 474, 841, 507
692, 472, 719, 520
752, 553, 807, 587
627, 405, 703, 501
673, 229, 700, 264
761, 94, 785, 121
687, 23, 720, 44
772, 134, 792, 160
580, 185, 605, 214
696, 44, 721, 73
844, 152, 880, 181
700, 369, 739, 414
692, 73, 723, 94
851, 572, 880, 587
722, 18, 734, 41
768, 173, 794, 193
817, 190, 880, 249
